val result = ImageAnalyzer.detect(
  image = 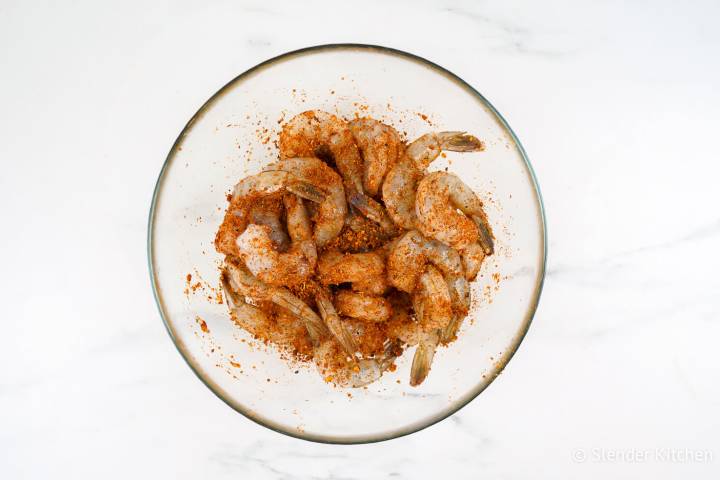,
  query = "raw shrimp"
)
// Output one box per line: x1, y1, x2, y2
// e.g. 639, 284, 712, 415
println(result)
381, 156, 423, 230
387, 230, 472, 344
279, 111, 362, 192
232, 170, 326, 204
283, 193, 317, 268
411, 272, 470, 381
384, 292, 424, 346
445, 274, 471, 317
406, 131, 484, 170
222, 276, 312, 354
382, 131, 484, 229
317, 249, 385, 285
348, 118, 402, 197
415, 171, 494, 255
221, 274, 270, 335
249, 200, 289, 251
216, 116, 495, 388
315, 287, 357, 357
216, 167, 328, 257
407, 266, 453, 386
236, 224, 312, 287
314, 338, 397, 388
317, 249, 390, 295
351, 275, 390, 296
440, 273, 472, 343
236, 193, 317, 287
216, 196, 287, 257
223, 261, 328, 344
412, 265, 453, 332
343, 318, 388, 356
279, 111, 395, 232
459, 242, 486, 281
264, 157, 346, 247
387, 230, 463, 293
335, 290, 392, 323
227, 262, 355, 355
